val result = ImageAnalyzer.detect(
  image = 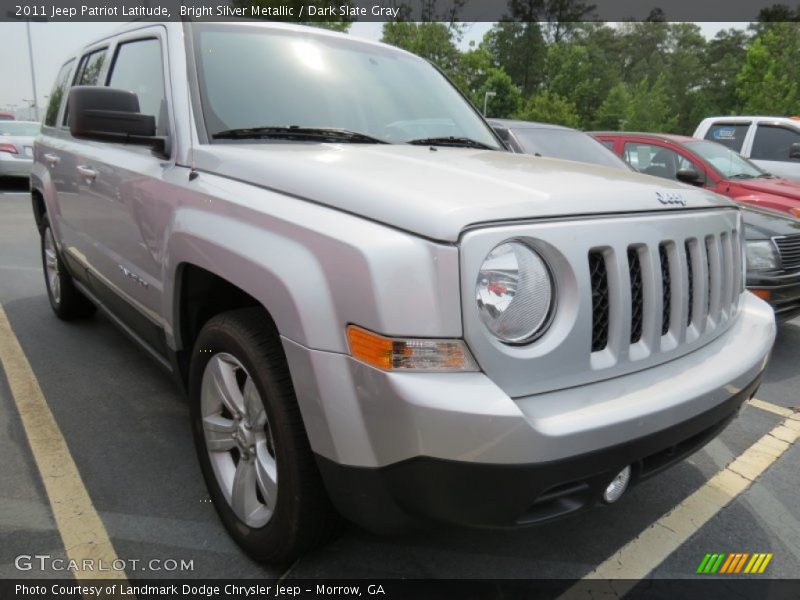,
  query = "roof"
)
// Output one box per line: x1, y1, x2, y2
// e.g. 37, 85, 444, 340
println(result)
589, 131, 696, 143
488, 118, 575, 132
700, 115, 800, 123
